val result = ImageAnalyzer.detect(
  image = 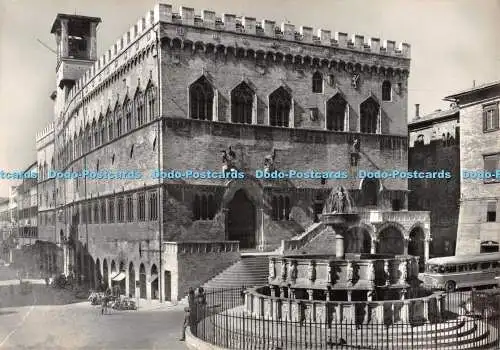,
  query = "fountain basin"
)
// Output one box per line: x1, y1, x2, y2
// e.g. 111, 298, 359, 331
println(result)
244, 286, 444, 325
